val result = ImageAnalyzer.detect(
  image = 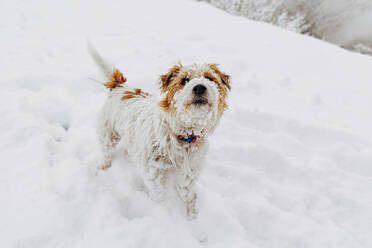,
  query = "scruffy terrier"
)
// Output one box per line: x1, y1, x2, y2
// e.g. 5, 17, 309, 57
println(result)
89, 45, 230, 218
